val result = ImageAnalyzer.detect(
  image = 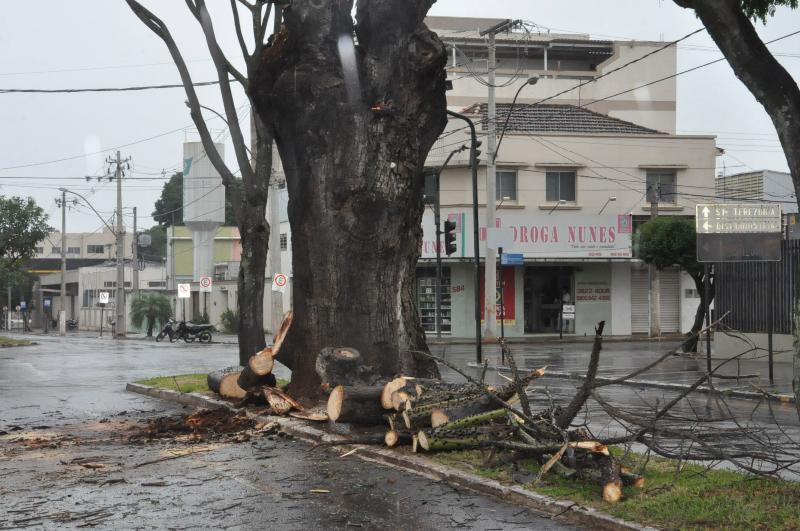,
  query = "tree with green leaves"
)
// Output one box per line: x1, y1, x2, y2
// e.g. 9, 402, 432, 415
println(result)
637, 216, 712, 352
0, 196, 50, 263
671, 0, 800, 407
130, 292, 173, 337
